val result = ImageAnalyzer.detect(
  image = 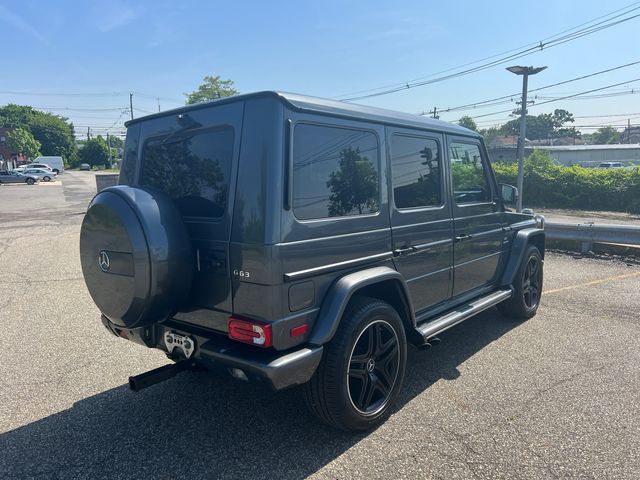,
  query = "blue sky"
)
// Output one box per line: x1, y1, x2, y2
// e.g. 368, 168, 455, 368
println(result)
2, 0, 639, 138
